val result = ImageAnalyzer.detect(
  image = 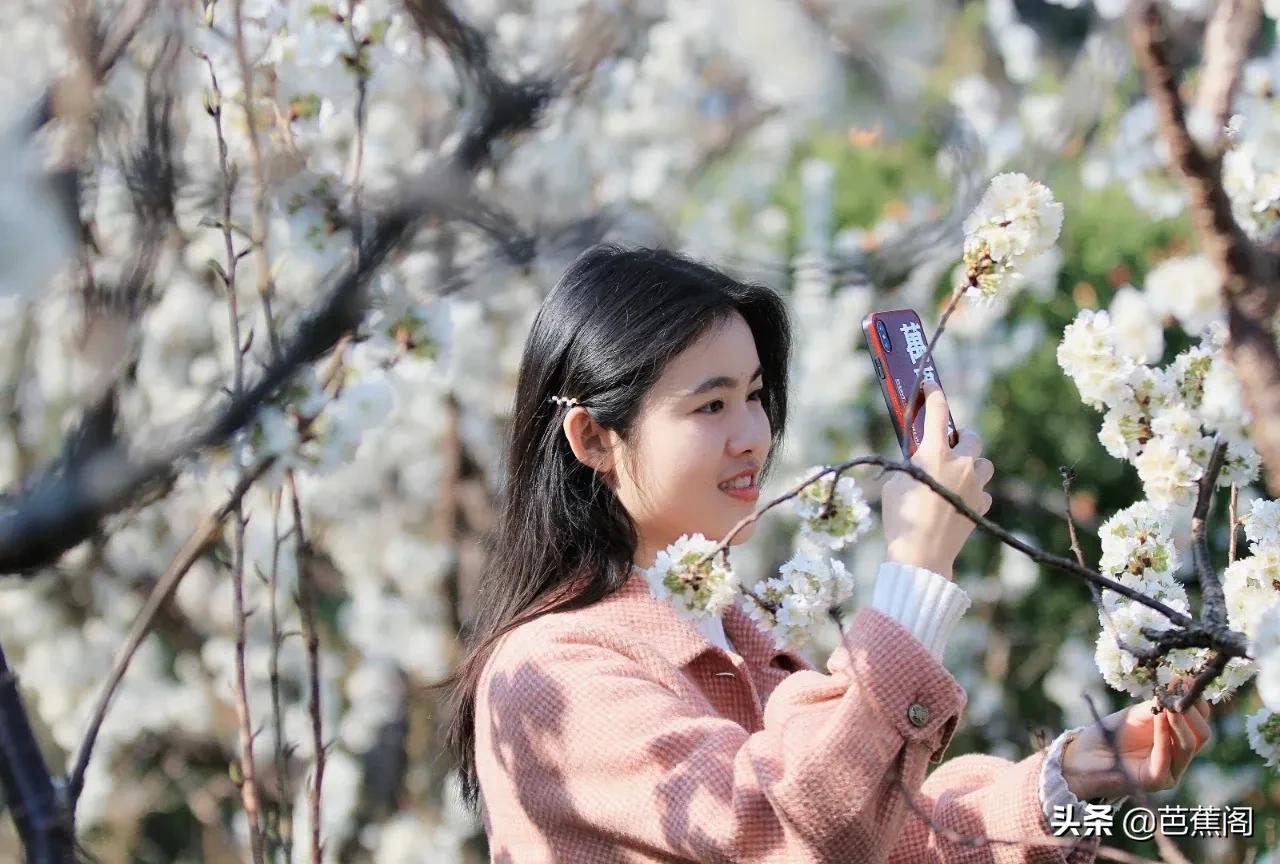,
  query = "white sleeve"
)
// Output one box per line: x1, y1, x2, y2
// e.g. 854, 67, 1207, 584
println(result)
870, 560, 972, 661
1040, 725, 1131, 820
1040, 727, 1086, 821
